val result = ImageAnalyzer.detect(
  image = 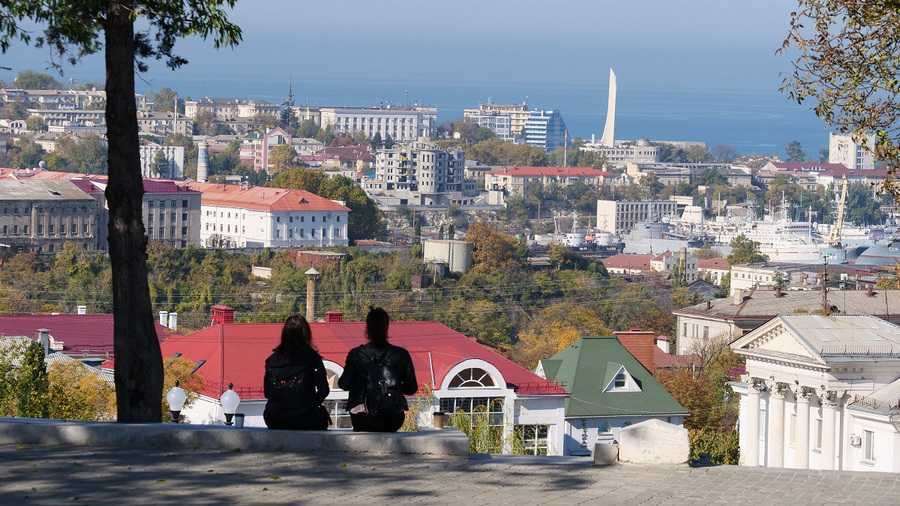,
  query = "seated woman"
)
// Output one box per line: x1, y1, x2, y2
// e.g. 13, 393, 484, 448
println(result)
263, 314, 330, 430
339, 307, 418, 432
